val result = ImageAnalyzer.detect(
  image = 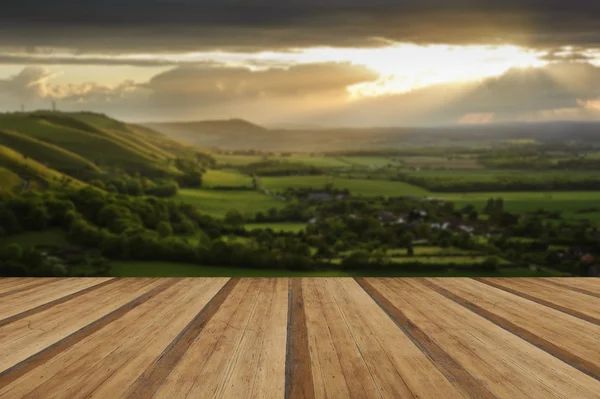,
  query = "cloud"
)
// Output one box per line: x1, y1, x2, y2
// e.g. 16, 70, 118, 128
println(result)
3, 62, 600, 126
145, 62, 379, 104
0, 67, 140, 106
301, 62, 600, 126
1, 1, 600, 52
